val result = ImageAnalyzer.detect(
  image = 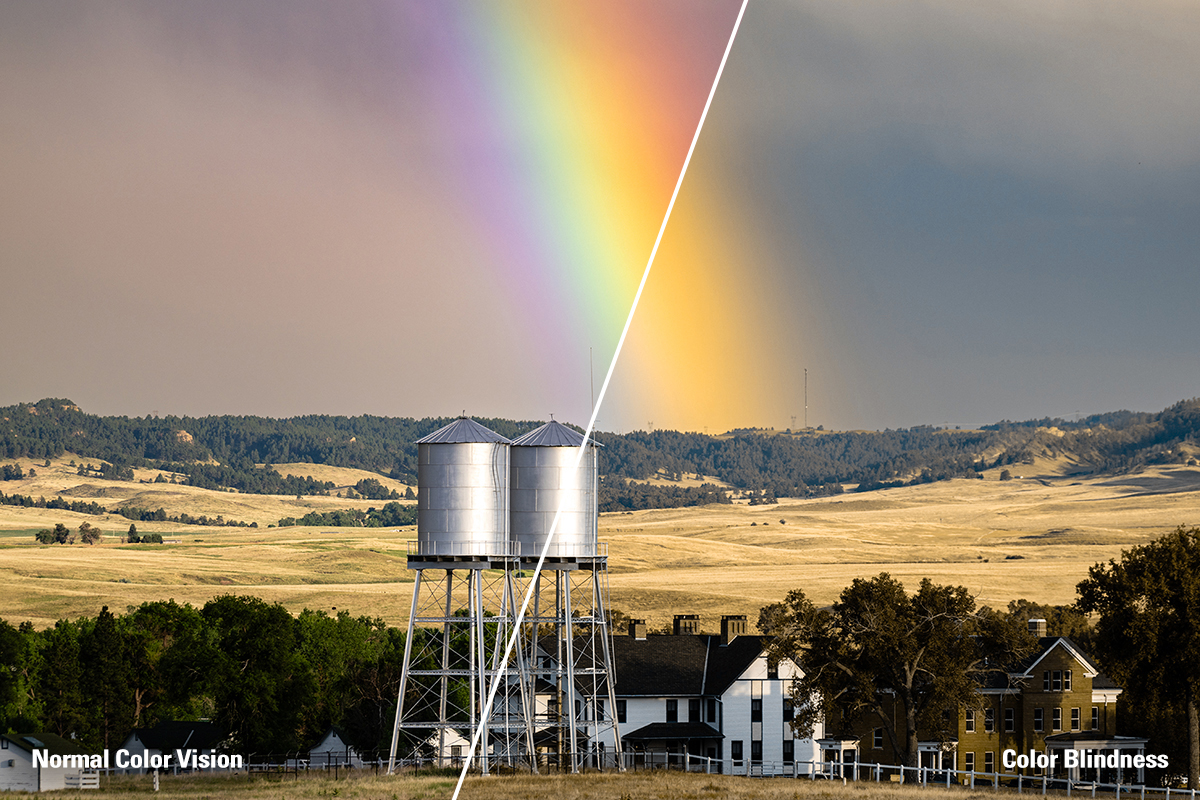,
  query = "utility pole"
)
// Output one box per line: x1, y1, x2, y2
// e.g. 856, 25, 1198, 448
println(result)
804, 369, 808, 429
